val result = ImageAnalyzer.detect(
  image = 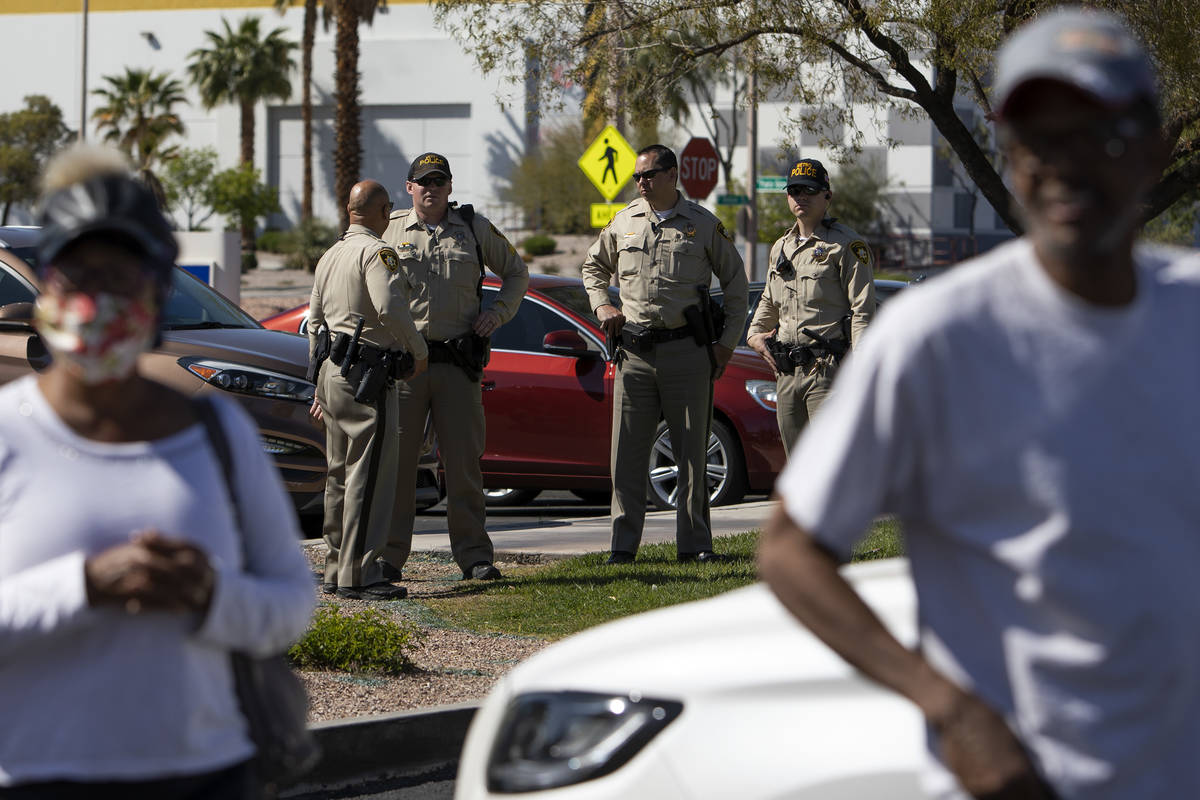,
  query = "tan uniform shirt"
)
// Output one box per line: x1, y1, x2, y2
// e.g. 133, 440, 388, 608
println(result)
383, 205, 529, 341
747, 219, 875, 348
308, 224, 428, 362
581, 194, 748, 351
